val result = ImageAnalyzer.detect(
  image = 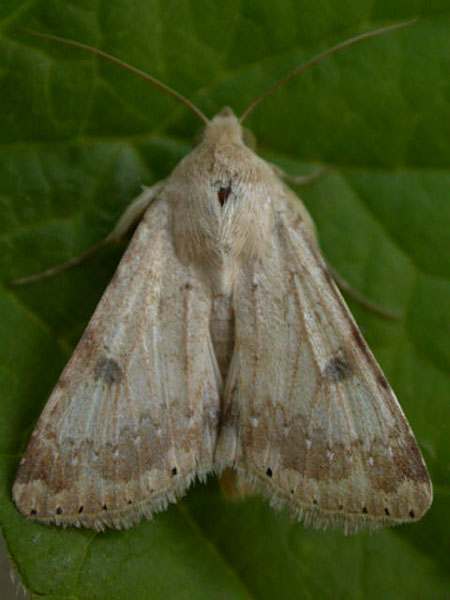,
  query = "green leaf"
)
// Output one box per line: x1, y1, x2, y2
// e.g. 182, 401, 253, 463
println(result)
1, 1, 449, 598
